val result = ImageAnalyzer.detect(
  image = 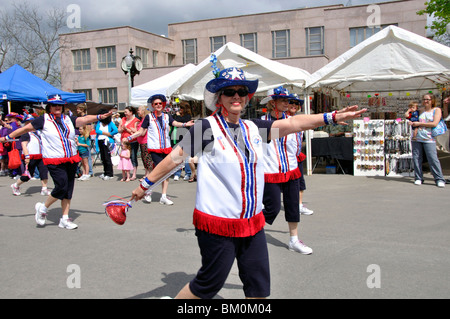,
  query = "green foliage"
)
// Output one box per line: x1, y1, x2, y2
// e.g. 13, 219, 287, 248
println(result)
417, 0, 450, 36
